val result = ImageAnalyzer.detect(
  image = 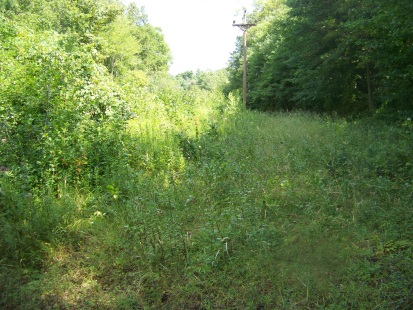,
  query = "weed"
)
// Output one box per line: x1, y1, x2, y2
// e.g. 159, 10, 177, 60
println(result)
1, 111, 412, 309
